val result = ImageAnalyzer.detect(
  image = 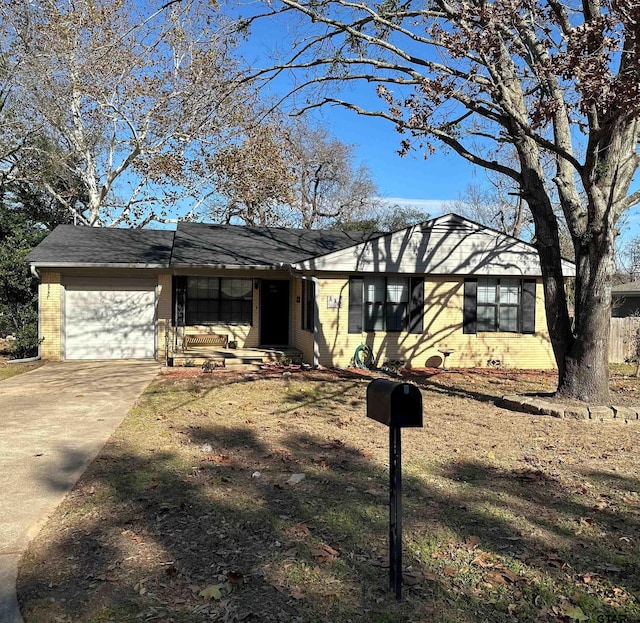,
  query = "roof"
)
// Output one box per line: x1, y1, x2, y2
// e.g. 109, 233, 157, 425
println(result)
294, 213, 577, 277
26, 214, 576, 278
26, 225, 174, 266
612, 280, 640, 295
171, 222, 377, 267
